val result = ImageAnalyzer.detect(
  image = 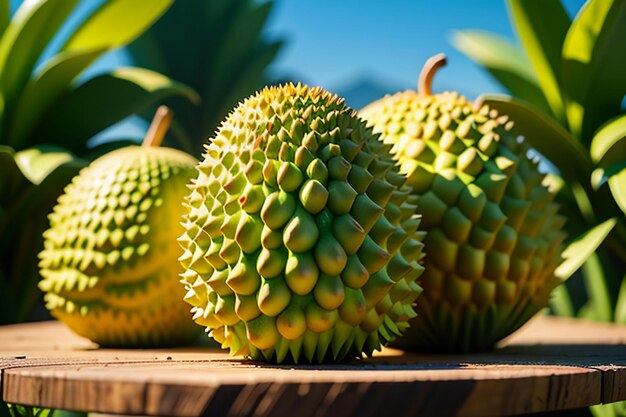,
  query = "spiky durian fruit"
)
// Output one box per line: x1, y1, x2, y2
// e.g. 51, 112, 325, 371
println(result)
179, 83, 425, 364
359, 55, 567, 352
39, 107, 200, 347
